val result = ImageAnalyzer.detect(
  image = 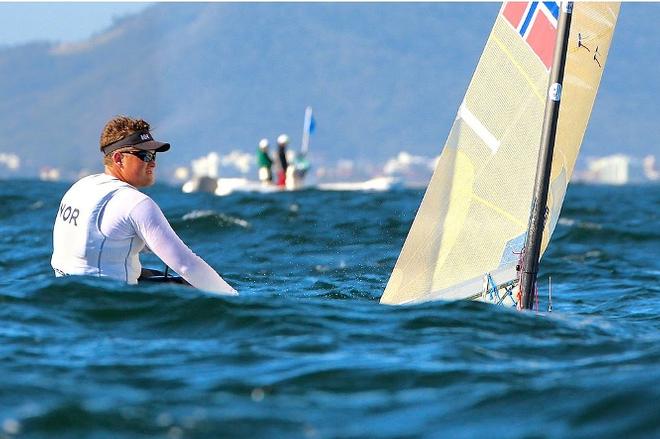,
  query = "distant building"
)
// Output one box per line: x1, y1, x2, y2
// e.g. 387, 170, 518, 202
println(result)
187, 150, 253, 180
0, 153, 20, 175
174, 166, 190, 181
191, 152, 220, 179
39, 167, 61, 182
580, 154, 658, 185
643, 155, 659, 181
383, 151, 436, 187
589, 154, 630, 184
